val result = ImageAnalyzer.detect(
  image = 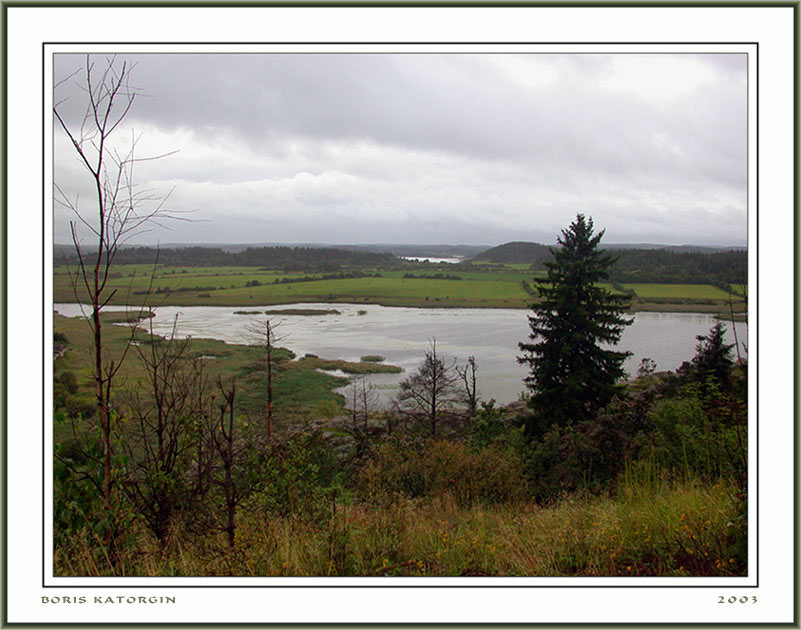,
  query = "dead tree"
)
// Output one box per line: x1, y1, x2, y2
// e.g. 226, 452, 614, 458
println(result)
244, 317, 282, 440
457, 355, 480, 417
393, 339, 459, 437
211, 377, 239, 556
345, 376, 380, 432
53, 54, 177, 518
344, 376, 380, 457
